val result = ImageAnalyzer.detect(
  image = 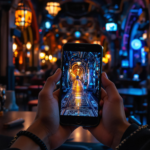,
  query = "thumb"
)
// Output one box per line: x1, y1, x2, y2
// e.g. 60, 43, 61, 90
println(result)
43, 68, 62, 94
102, 72, 120, 99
